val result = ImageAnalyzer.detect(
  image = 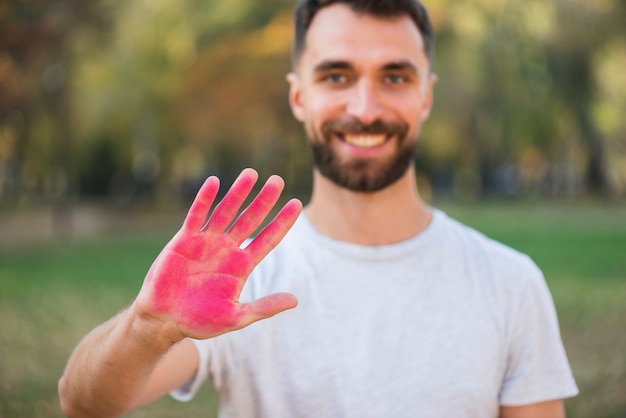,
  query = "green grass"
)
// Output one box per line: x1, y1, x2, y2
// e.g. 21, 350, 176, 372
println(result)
0, 229, 220, 418
1, 203, 625, 417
